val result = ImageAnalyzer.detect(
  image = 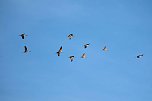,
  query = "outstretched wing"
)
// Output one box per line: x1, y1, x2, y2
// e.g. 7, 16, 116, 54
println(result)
59, 46, 62, 52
